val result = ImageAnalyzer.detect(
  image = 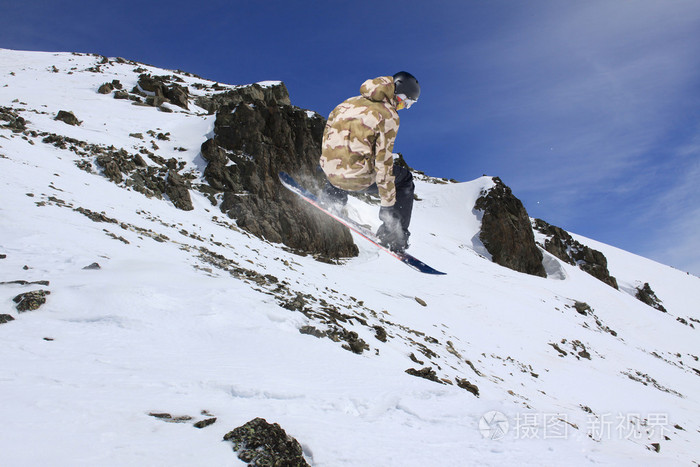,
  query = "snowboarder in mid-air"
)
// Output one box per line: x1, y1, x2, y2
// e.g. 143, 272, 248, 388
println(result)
319, 71, 420, 253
